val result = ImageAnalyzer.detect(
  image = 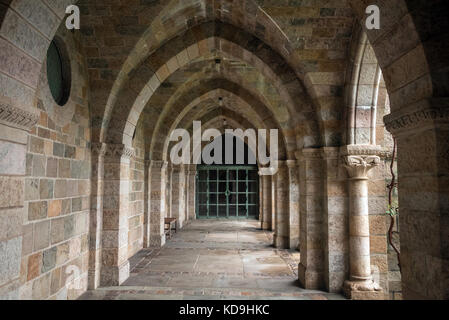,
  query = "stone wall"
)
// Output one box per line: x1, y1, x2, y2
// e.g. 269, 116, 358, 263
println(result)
19, 26, 91, 300
0, 121, 28, 299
